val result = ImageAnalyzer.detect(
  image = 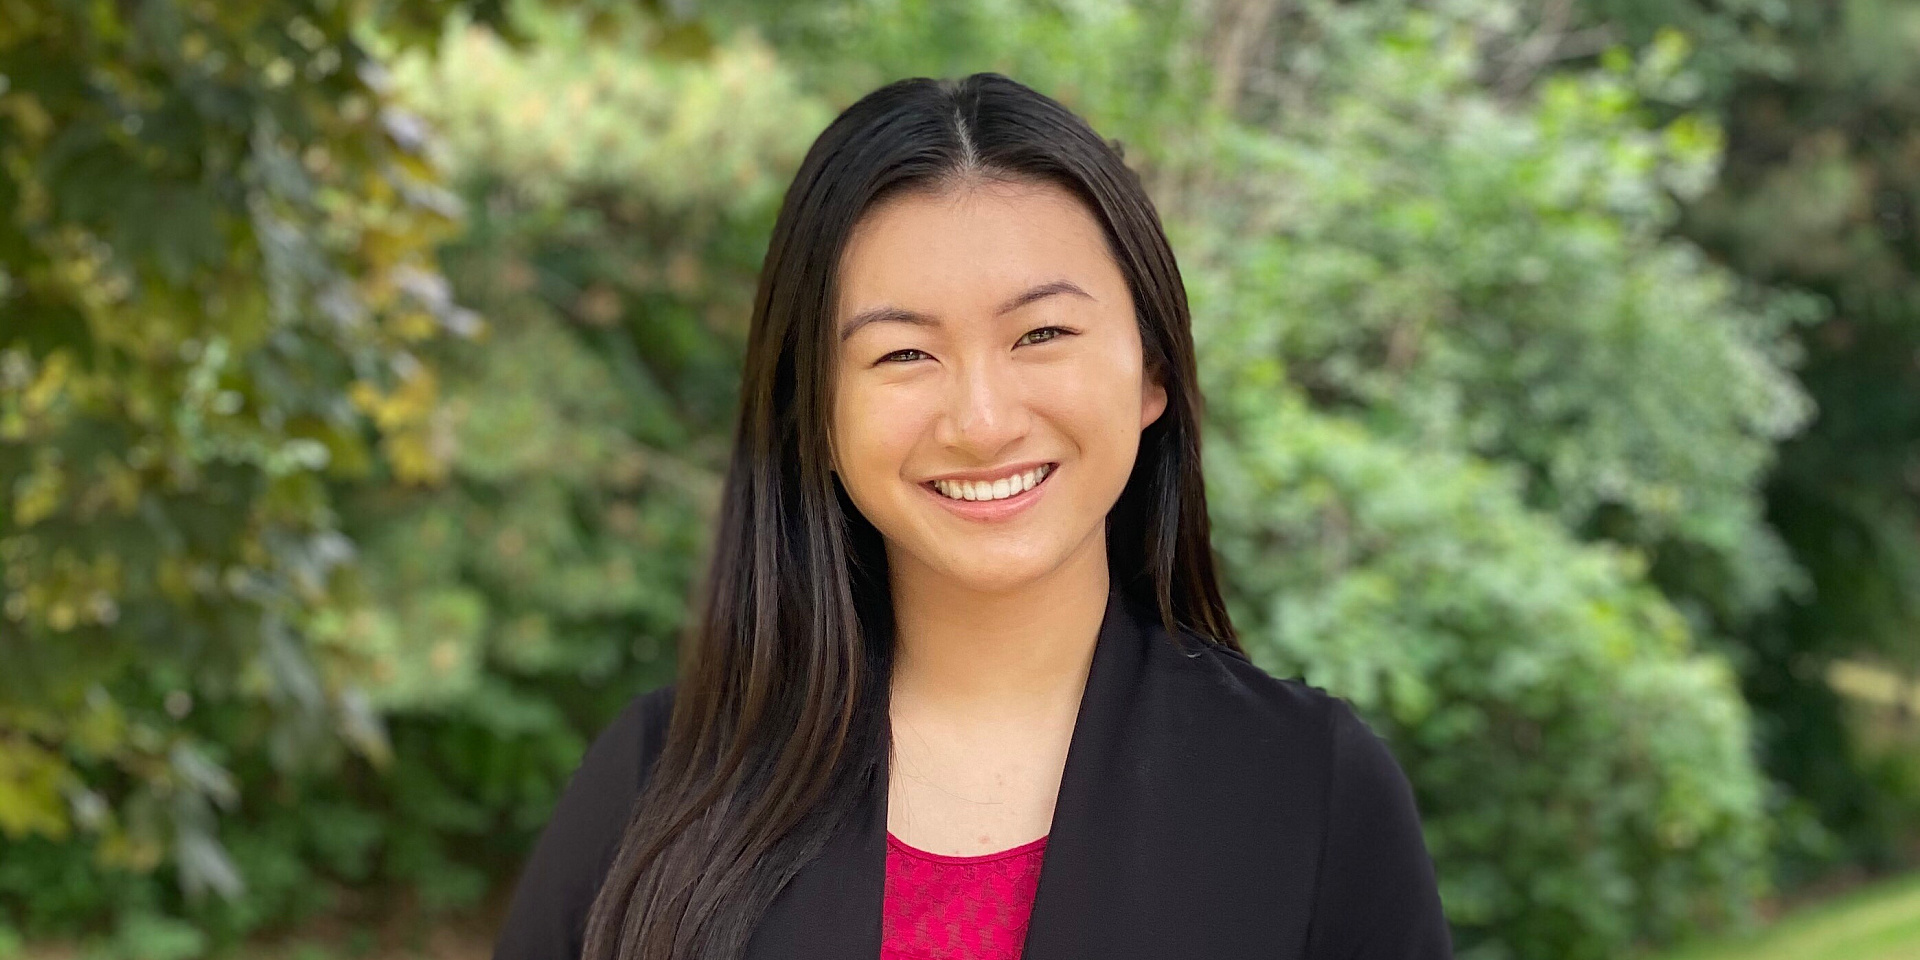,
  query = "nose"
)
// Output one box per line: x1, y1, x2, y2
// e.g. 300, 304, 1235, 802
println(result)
934, 354, 1029, 458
